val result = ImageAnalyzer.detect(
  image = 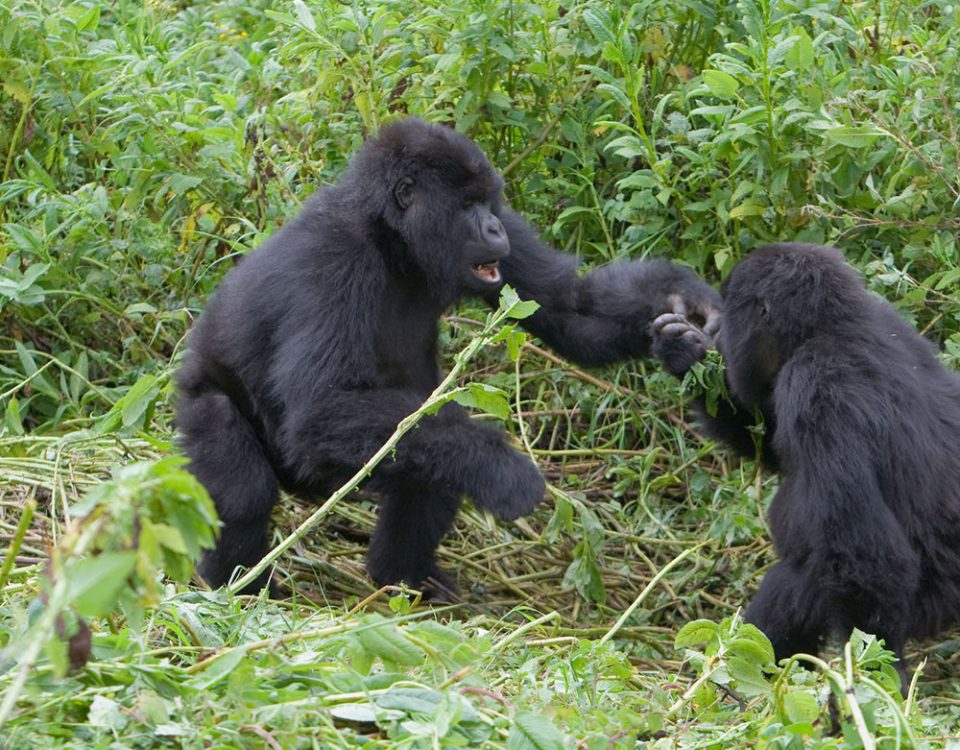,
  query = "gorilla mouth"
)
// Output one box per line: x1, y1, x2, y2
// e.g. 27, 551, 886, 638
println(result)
472, 261, 502, 284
